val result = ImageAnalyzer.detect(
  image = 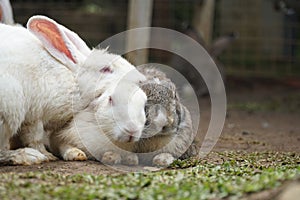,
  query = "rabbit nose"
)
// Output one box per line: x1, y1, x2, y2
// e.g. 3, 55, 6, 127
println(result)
124, 128, 137, 134
124, 128, 140, 142
154, 110, 167, 127
168, 117, 174, 124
